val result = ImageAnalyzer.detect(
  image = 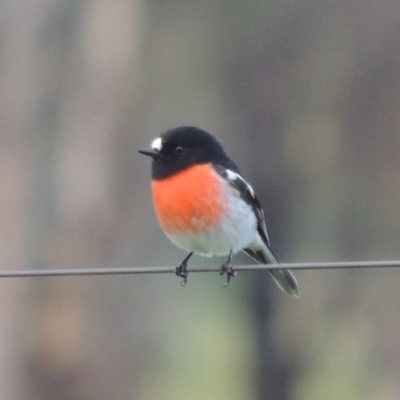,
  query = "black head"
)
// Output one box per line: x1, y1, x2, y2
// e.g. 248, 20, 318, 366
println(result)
138, 126, 239, 180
